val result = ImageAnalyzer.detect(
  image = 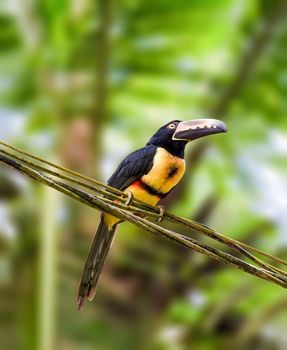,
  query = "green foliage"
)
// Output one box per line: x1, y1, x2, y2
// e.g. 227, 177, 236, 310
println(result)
0, 15, 21, 52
